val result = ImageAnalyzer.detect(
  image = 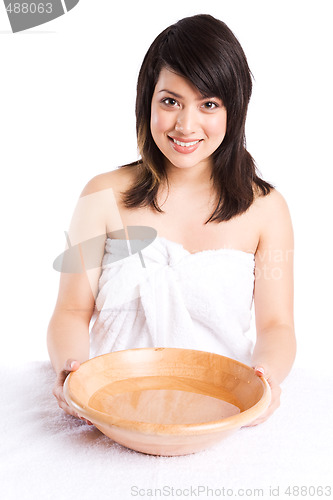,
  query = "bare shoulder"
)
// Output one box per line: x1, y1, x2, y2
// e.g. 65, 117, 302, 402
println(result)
79, 164, 138, 198
252, 188, 294, 248
253, 188, 291, 219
